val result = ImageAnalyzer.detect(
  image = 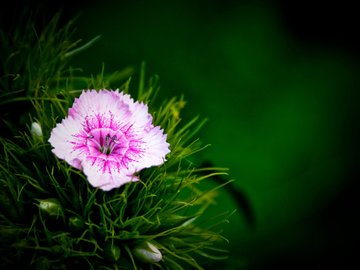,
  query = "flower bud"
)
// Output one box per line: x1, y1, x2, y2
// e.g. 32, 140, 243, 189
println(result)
68, 216, 85, 232
103, 243, 121, 262
38, 198, 63, 218
31, 122, 43, 138
133, 241, 162, 263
